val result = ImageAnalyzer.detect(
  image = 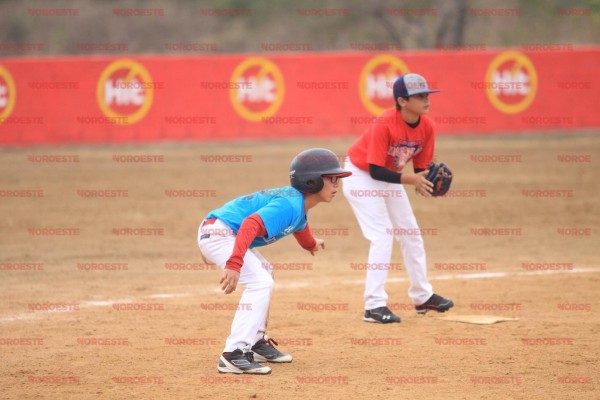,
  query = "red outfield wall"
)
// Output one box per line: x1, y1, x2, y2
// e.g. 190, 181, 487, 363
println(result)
0, 48, 598, 146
